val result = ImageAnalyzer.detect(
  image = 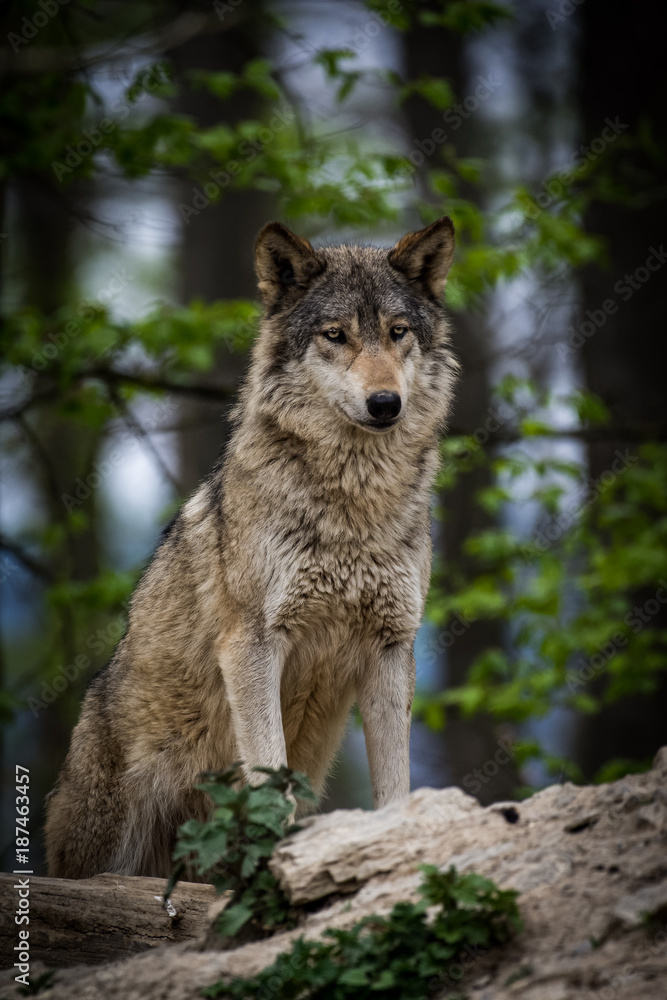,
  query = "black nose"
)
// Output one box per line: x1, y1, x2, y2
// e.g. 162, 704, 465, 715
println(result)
366, 391, 402, 422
